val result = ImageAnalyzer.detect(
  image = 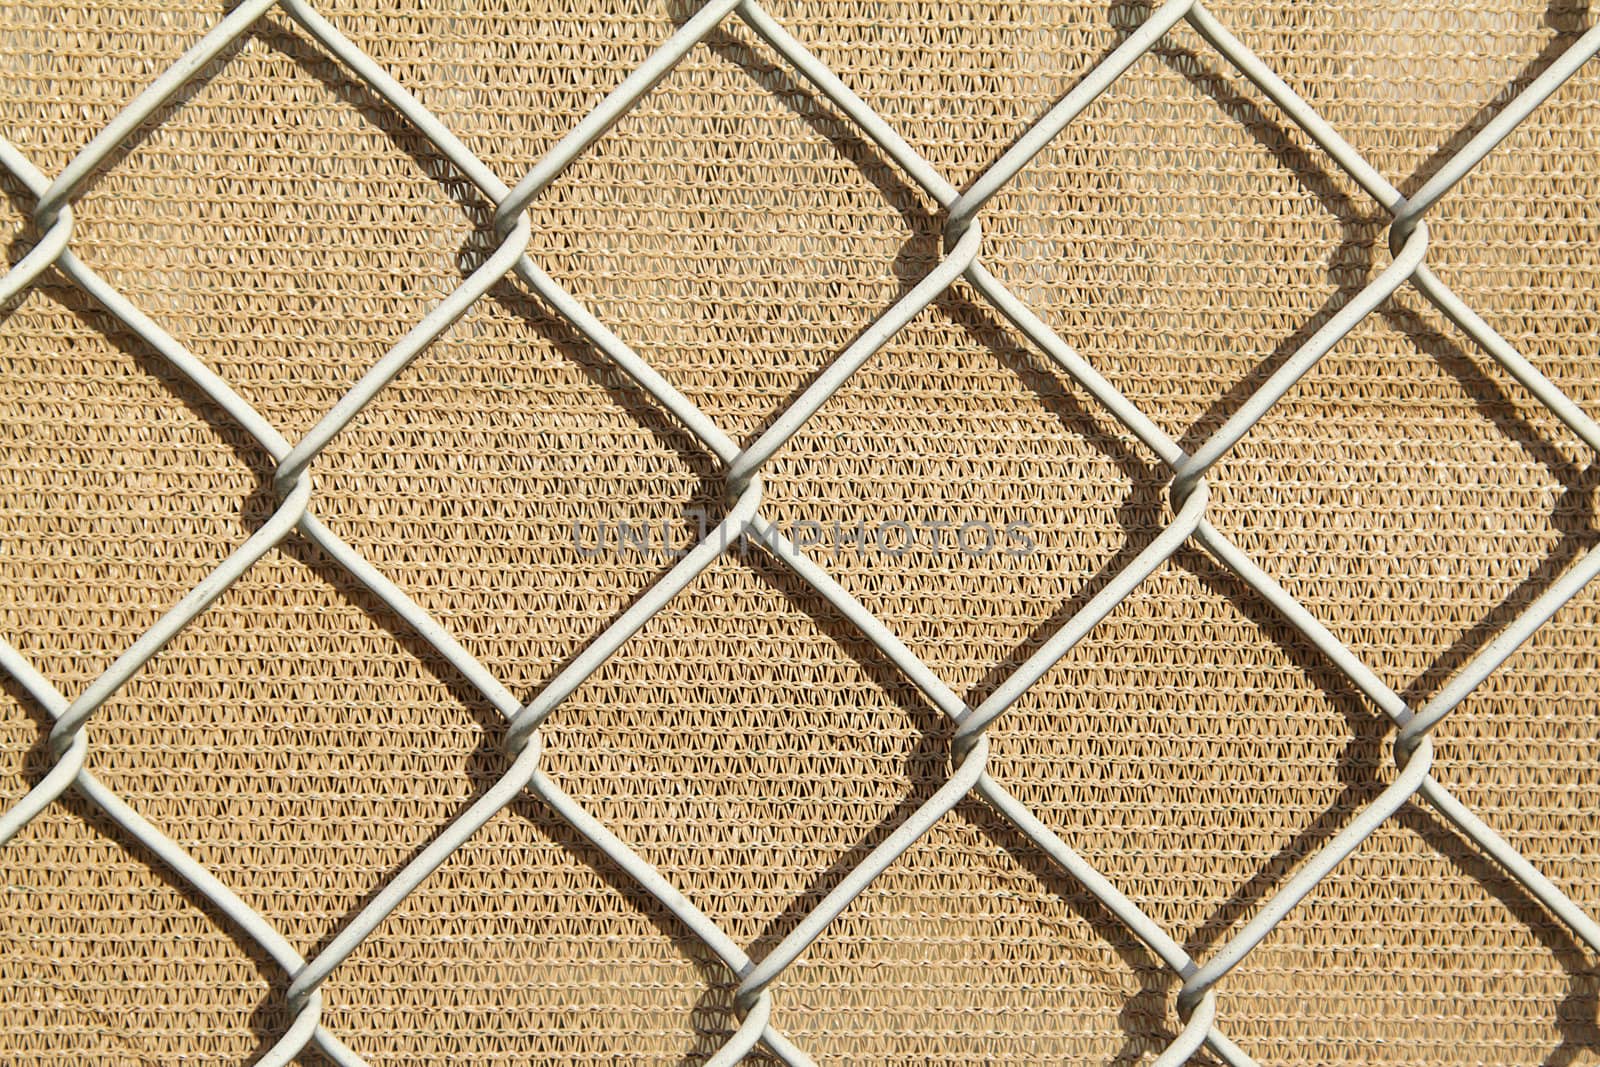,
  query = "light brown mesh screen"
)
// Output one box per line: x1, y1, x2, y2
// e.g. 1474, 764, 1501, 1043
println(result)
2, 0, 1598, 1063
